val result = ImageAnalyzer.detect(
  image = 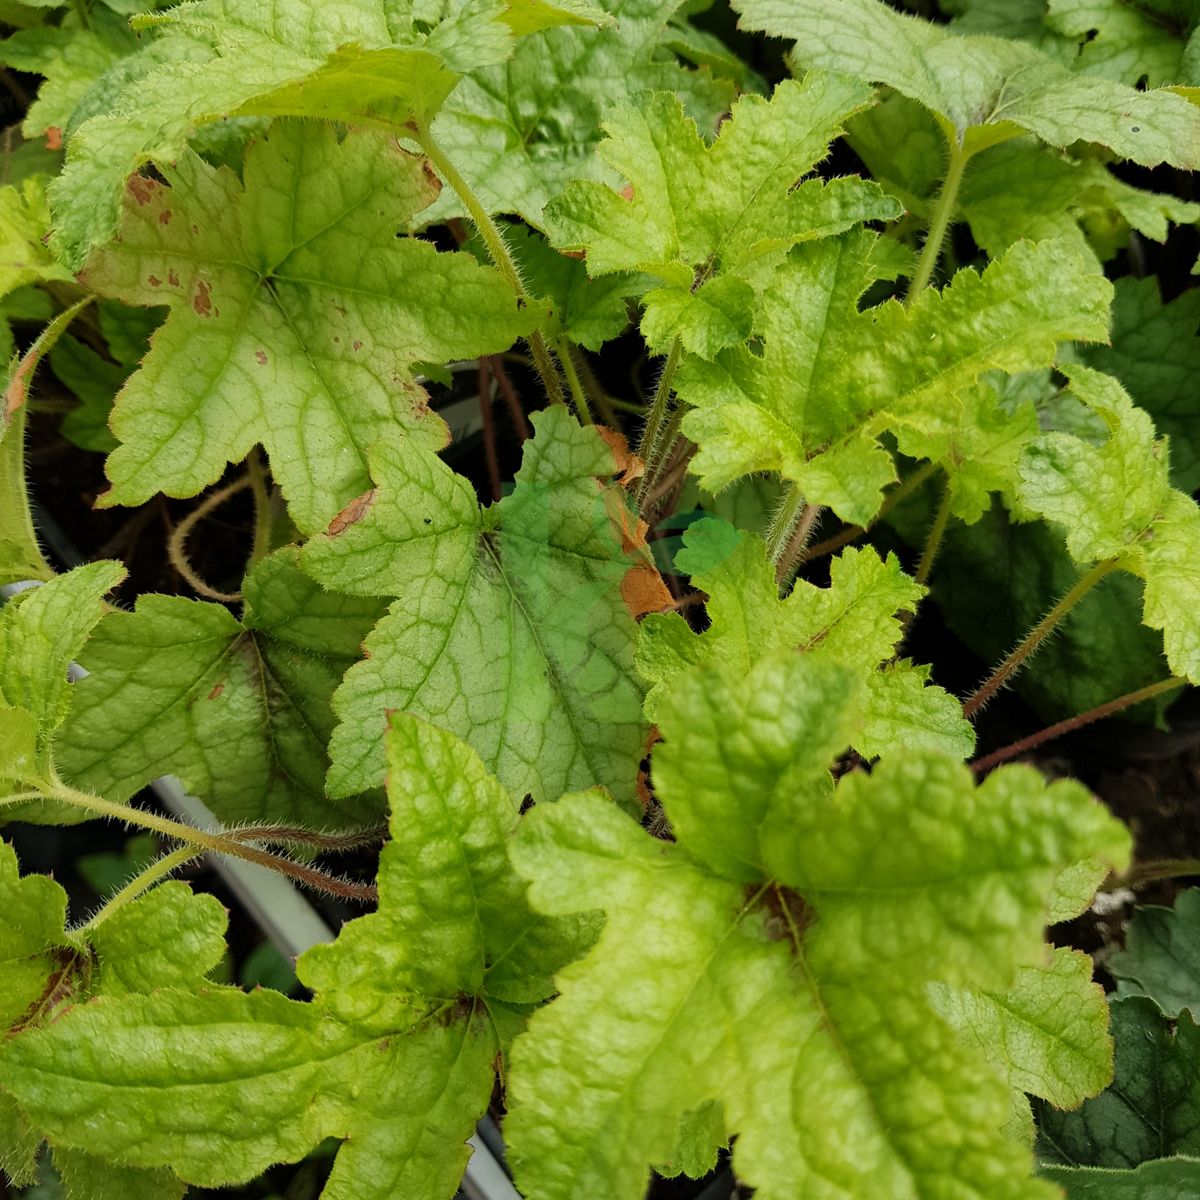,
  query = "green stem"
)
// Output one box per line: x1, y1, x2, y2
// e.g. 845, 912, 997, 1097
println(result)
914, 476, 952, 589
245, 448, 273, 566
415, 130, 564, 406
635, 338, 683, 507
2, 295, 95, 584
765, 485, 806, 562
556, 339, 592, 425
1119, 857, 1200, 888
971, 676, 1186, 775
906, 140, 973, 302
774, 502, 822, 589
76, 845, 200, 934
962, 558, 1122, 719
